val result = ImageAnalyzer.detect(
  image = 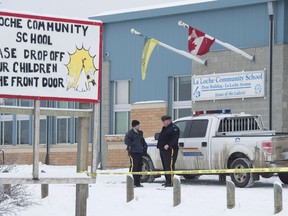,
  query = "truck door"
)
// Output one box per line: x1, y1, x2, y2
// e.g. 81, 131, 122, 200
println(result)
178, 119, 210, 170
173, 120, 189, 169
